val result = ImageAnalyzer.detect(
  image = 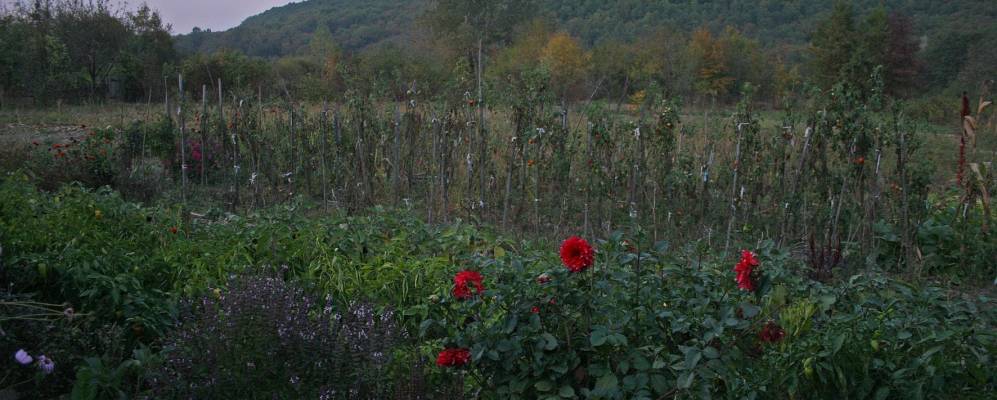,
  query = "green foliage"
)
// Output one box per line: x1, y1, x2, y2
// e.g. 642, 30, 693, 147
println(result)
422, 236, 995, 399
0, 0, 175, 102
71, 348, 160, 400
